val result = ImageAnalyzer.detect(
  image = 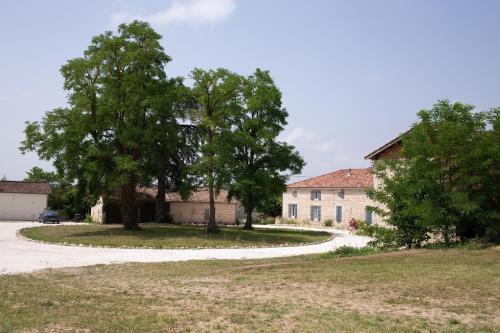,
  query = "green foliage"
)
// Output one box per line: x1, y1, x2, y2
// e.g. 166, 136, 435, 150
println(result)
320, 246, 380, 259
189, 68, 242, 233
223, 69, 305, 229
24, 167, 58, 184
362, 225, 398, 250
82, 215, 94, 224
258, 217, 276, 225
258, 194, 283, 218
324, 219, 333, 227
281, 218, 299, 225
369, 100, 500, 247
20, 21, 184, 230
158, 214, 175, 224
